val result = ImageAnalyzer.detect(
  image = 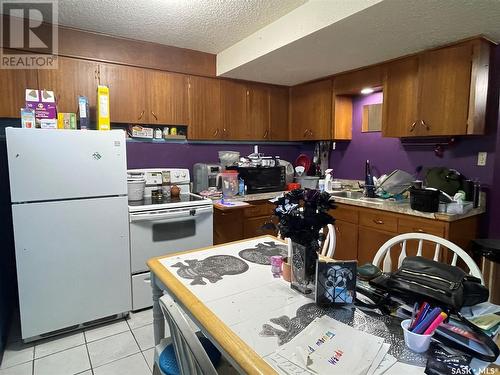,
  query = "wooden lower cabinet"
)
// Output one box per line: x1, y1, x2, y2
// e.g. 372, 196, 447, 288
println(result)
213, 200, 277, 245
331, 220, 358, 261
331, 203, 480, 270
213, 209, 243, 245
